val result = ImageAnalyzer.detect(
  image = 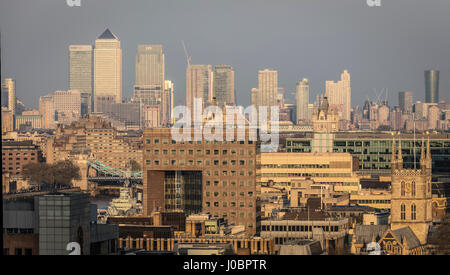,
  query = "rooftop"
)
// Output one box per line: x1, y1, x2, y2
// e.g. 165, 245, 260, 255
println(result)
98, 28, 118, 40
